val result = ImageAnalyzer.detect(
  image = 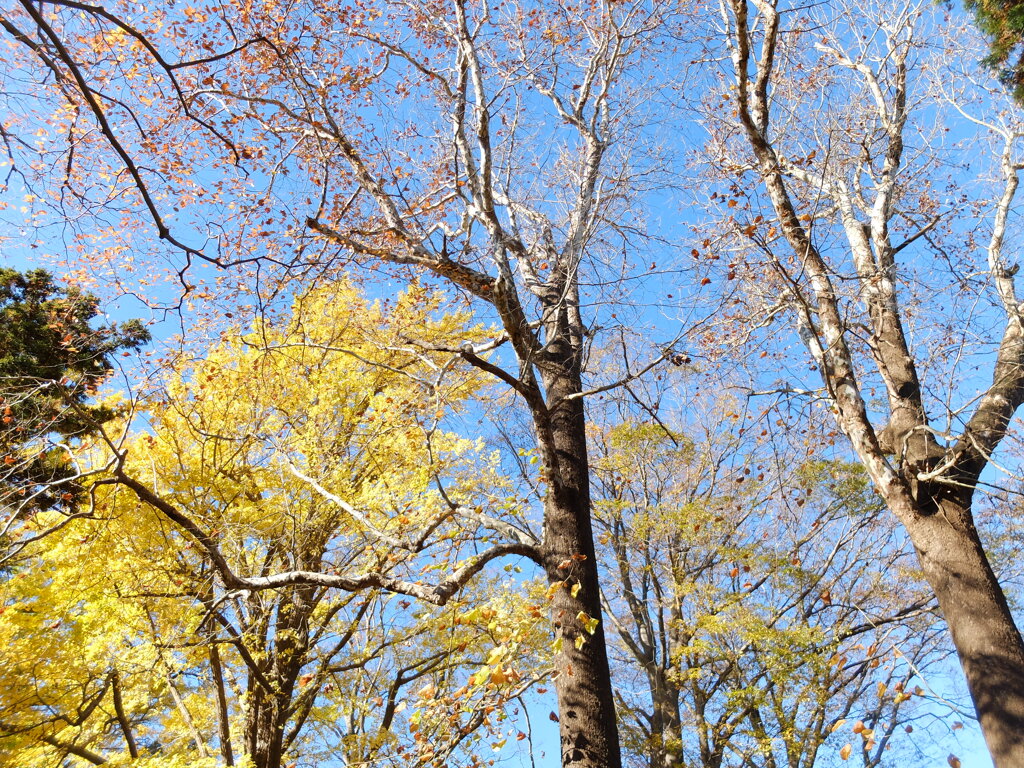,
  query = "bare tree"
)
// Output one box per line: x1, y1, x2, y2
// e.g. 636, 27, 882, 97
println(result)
700, 0, 1024, 763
